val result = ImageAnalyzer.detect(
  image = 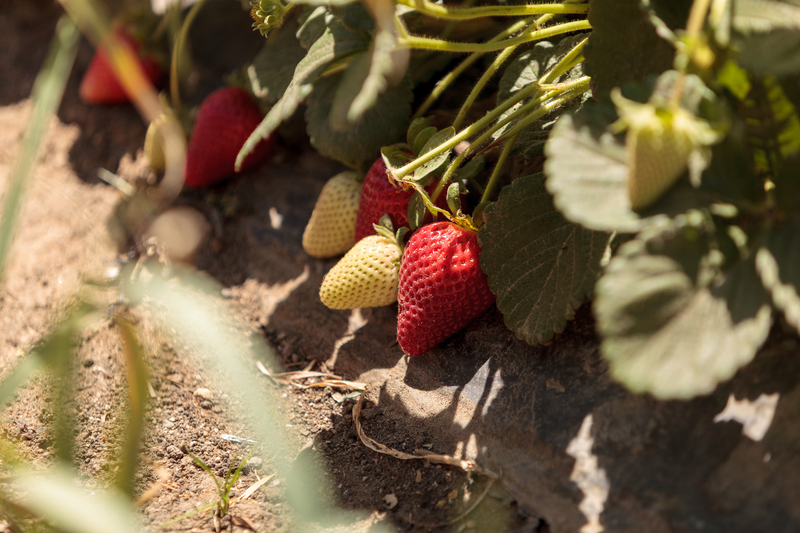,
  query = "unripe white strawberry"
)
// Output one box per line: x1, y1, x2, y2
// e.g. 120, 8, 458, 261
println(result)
303, 171, 362, 258
611, 89, 718, 211
319, 231, 403, 310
